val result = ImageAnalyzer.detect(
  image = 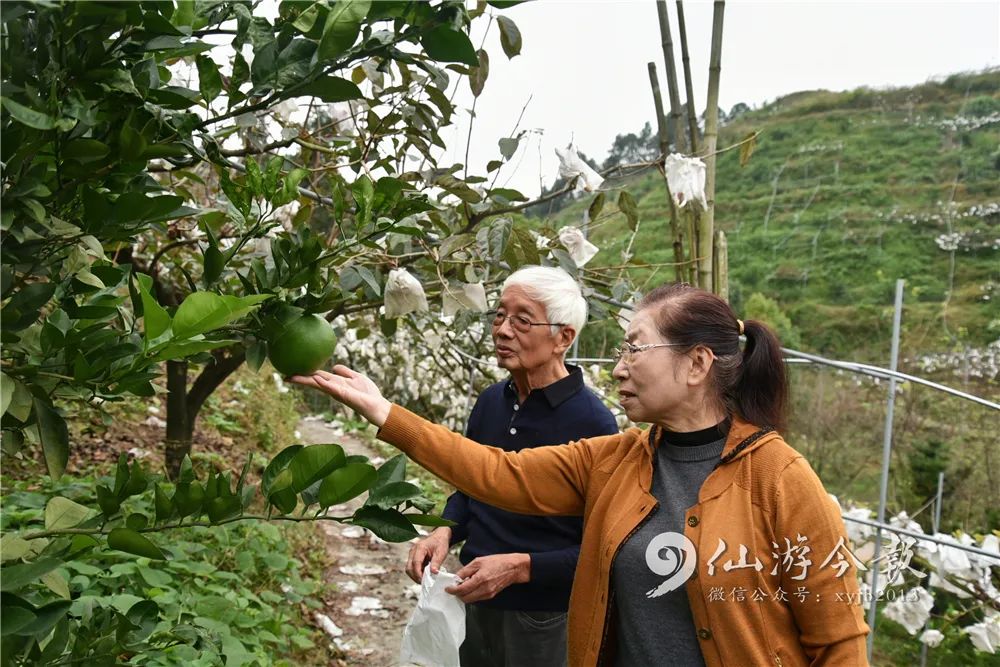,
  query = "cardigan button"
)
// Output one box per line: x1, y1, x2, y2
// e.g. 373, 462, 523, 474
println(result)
697, 628, 713, 640
687, 516, 700, 527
